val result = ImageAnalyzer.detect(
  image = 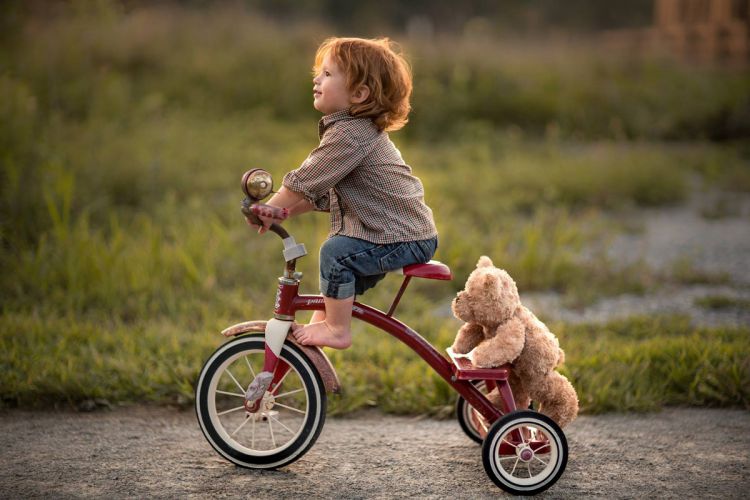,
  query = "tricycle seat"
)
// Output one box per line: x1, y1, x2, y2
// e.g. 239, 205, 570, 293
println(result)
401, 260, 452, 281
